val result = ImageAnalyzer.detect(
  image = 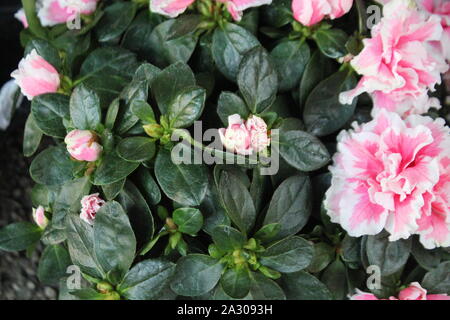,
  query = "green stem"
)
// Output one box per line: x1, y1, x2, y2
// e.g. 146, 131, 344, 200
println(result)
22, 0, 47, 39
